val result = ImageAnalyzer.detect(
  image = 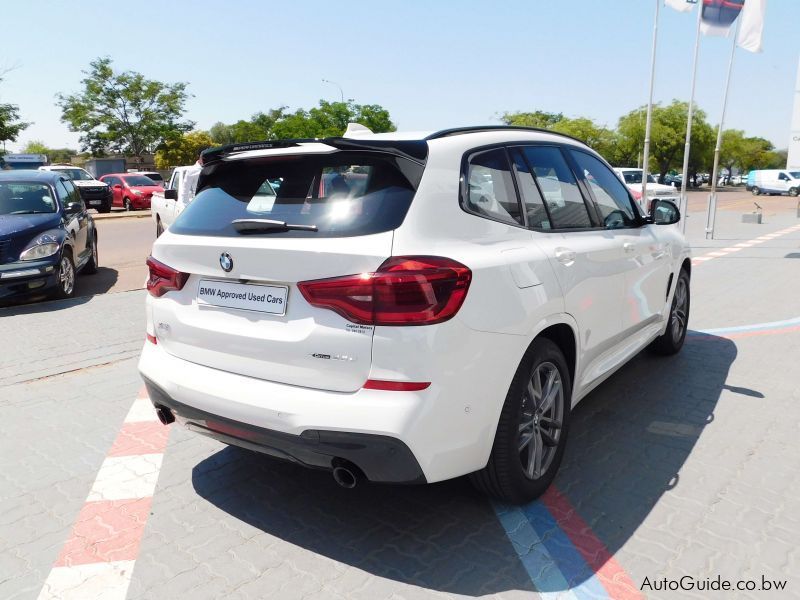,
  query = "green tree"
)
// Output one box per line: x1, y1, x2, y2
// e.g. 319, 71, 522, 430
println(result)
718, 129, 746, 182
56, 57, 193, 159
155, 131, 215, 168
48, 148, 79, 163
0, 73, 30, 151
19, 140, 78, 164
22, 139, 49, 154
501, 110, 564, 129
501, 111, 618, 161
208, 101, 395, 145
762, 148, 788, 169
271, 100, 395, 139
617, 100, 714, 183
